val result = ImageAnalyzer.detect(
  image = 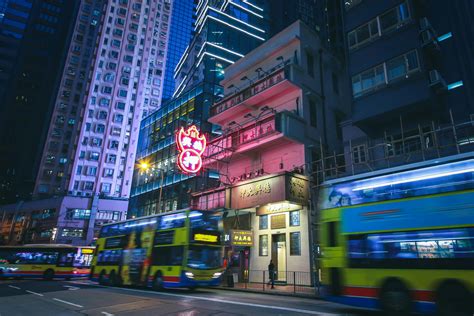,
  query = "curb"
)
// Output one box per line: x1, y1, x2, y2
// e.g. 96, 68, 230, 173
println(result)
215, 285, 323, 300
